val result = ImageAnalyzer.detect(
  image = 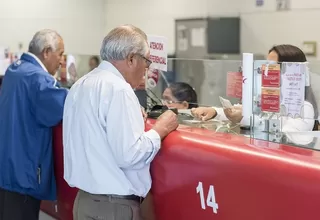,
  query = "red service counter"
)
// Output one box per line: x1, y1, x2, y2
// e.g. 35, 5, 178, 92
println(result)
41, 119, 320, 220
